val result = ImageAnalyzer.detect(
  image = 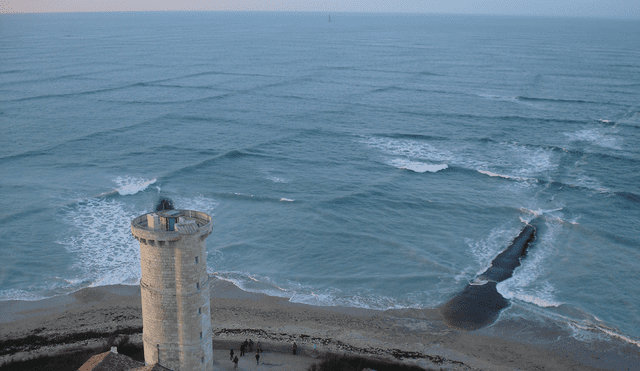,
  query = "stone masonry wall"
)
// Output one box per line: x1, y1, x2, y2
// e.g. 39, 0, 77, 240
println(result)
133, 210, 213, 371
